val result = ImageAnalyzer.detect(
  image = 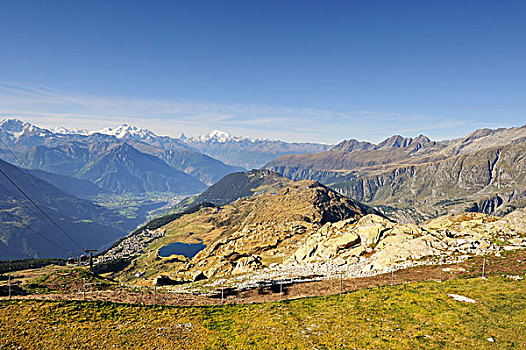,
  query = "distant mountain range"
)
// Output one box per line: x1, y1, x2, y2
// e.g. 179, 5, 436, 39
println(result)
184, 129, 331, 169
3, 117, 526, 260
113, 179, 375, 280
0, 118, 329, 192
266, 124, 526, 222
0, 118, 330, 259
